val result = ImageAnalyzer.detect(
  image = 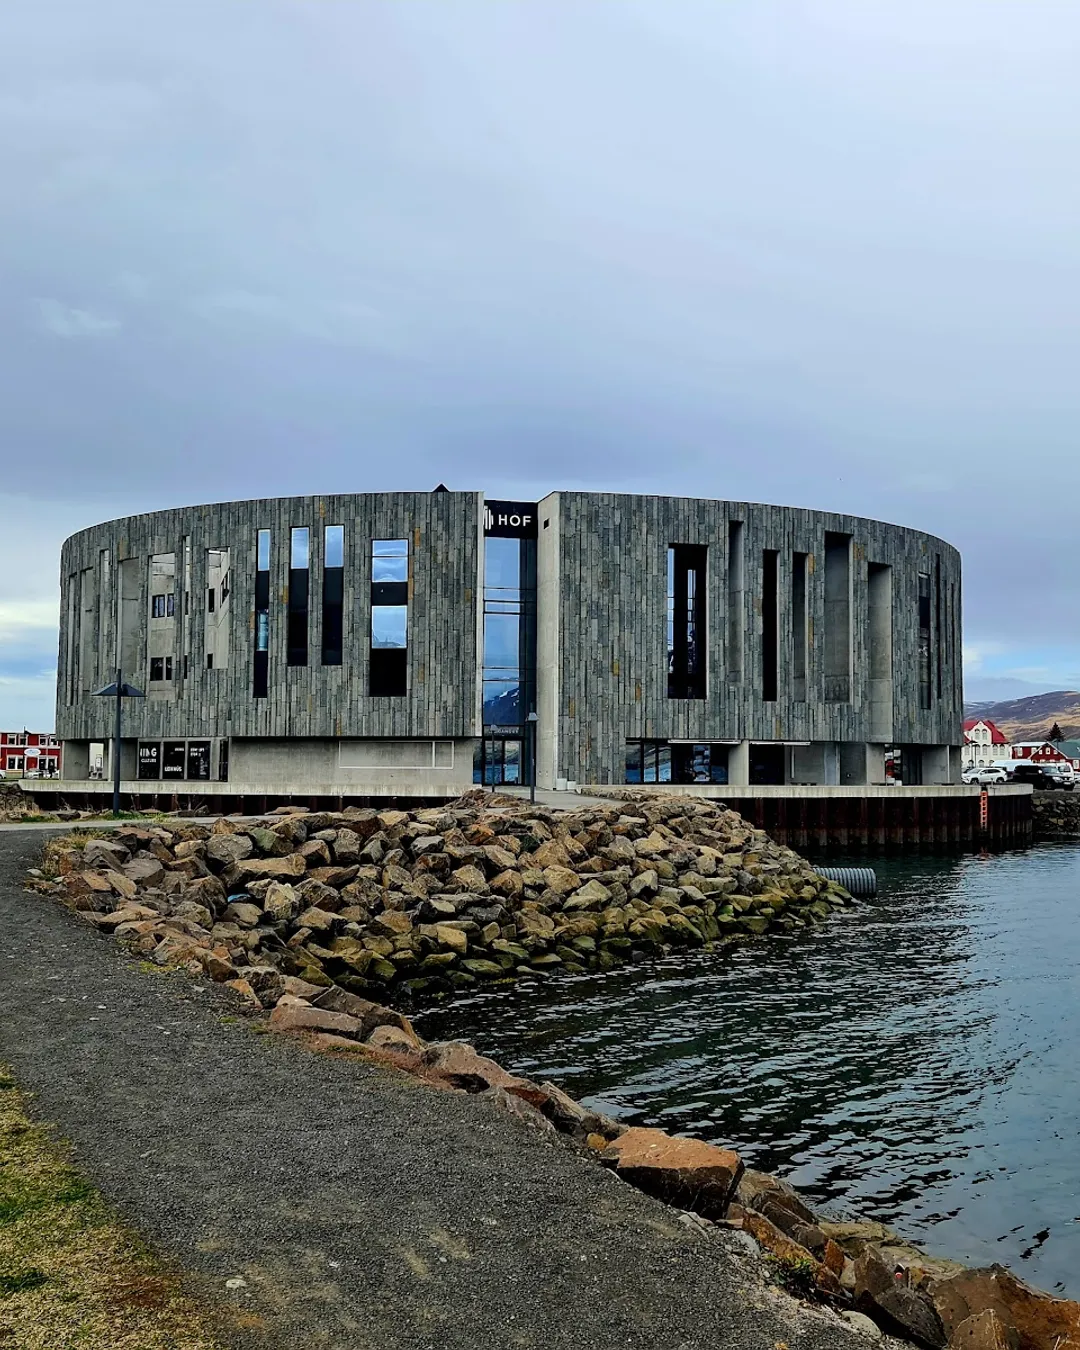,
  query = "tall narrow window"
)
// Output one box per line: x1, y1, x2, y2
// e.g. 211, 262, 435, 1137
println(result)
934, 553, 943, 701
180, 537, 191, 685
205, 547, 231, 672
727, 521, 744, 683
370, 538, 408, 697
667, 544, 707, 699
823, 531, 852, 703
147, 553, 176, 699
792, 551, 808, 701
918, 569, 932, 710
254, 530, 270, 698
97, 549, 112, 684
322, 525, 344, 666
868, 563, 894, 742
762, 549, 778, 701
287, 527, 309, 666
